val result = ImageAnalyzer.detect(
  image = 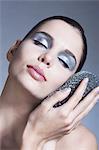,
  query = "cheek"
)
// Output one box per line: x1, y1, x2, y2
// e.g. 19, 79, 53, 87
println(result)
8, 44, 42, 74
47, 66, 72, 93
